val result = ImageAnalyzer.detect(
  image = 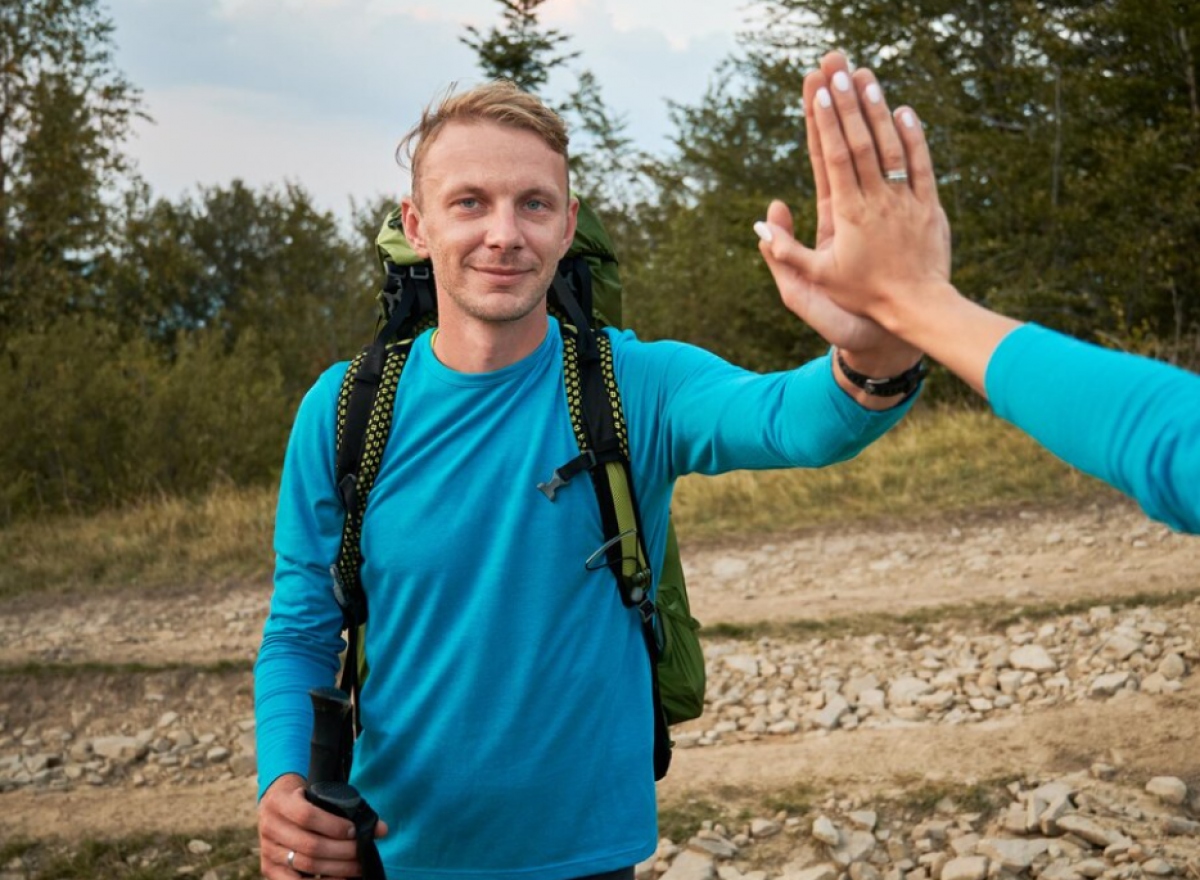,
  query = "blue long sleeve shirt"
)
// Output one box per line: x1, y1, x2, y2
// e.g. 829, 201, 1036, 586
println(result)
255, 323, 912, 880
986, 323, 1200, 534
